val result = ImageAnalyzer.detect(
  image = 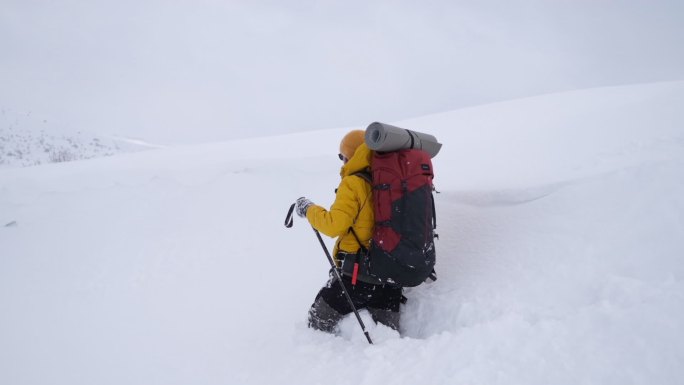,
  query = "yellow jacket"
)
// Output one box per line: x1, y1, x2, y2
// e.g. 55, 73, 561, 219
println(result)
306, 143, 374, 265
